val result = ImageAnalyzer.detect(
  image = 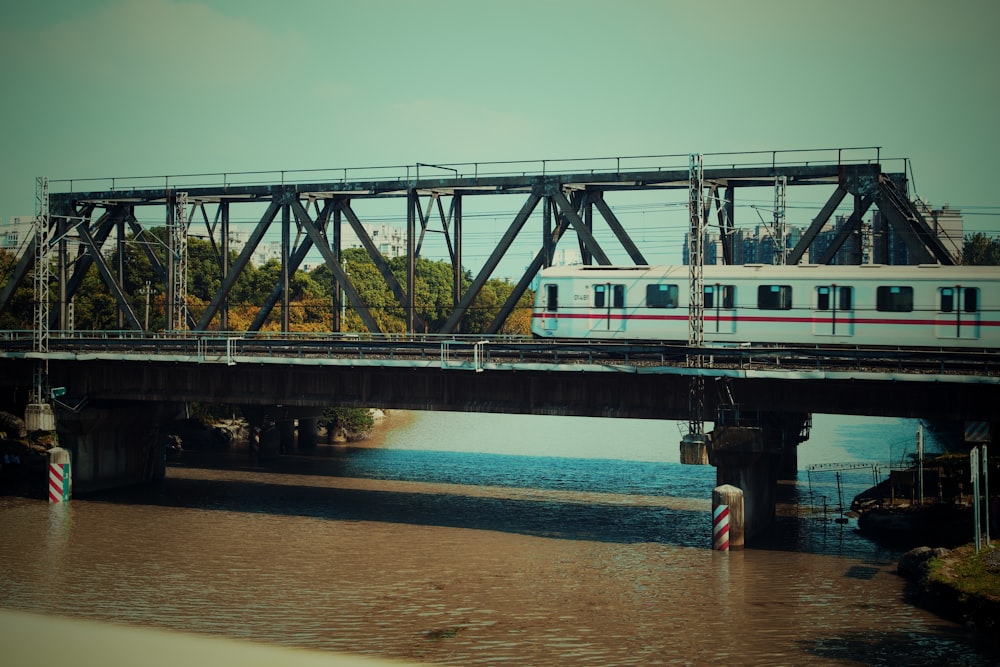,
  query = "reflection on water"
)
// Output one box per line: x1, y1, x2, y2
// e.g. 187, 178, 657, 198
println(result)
0, 411, 995, 666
